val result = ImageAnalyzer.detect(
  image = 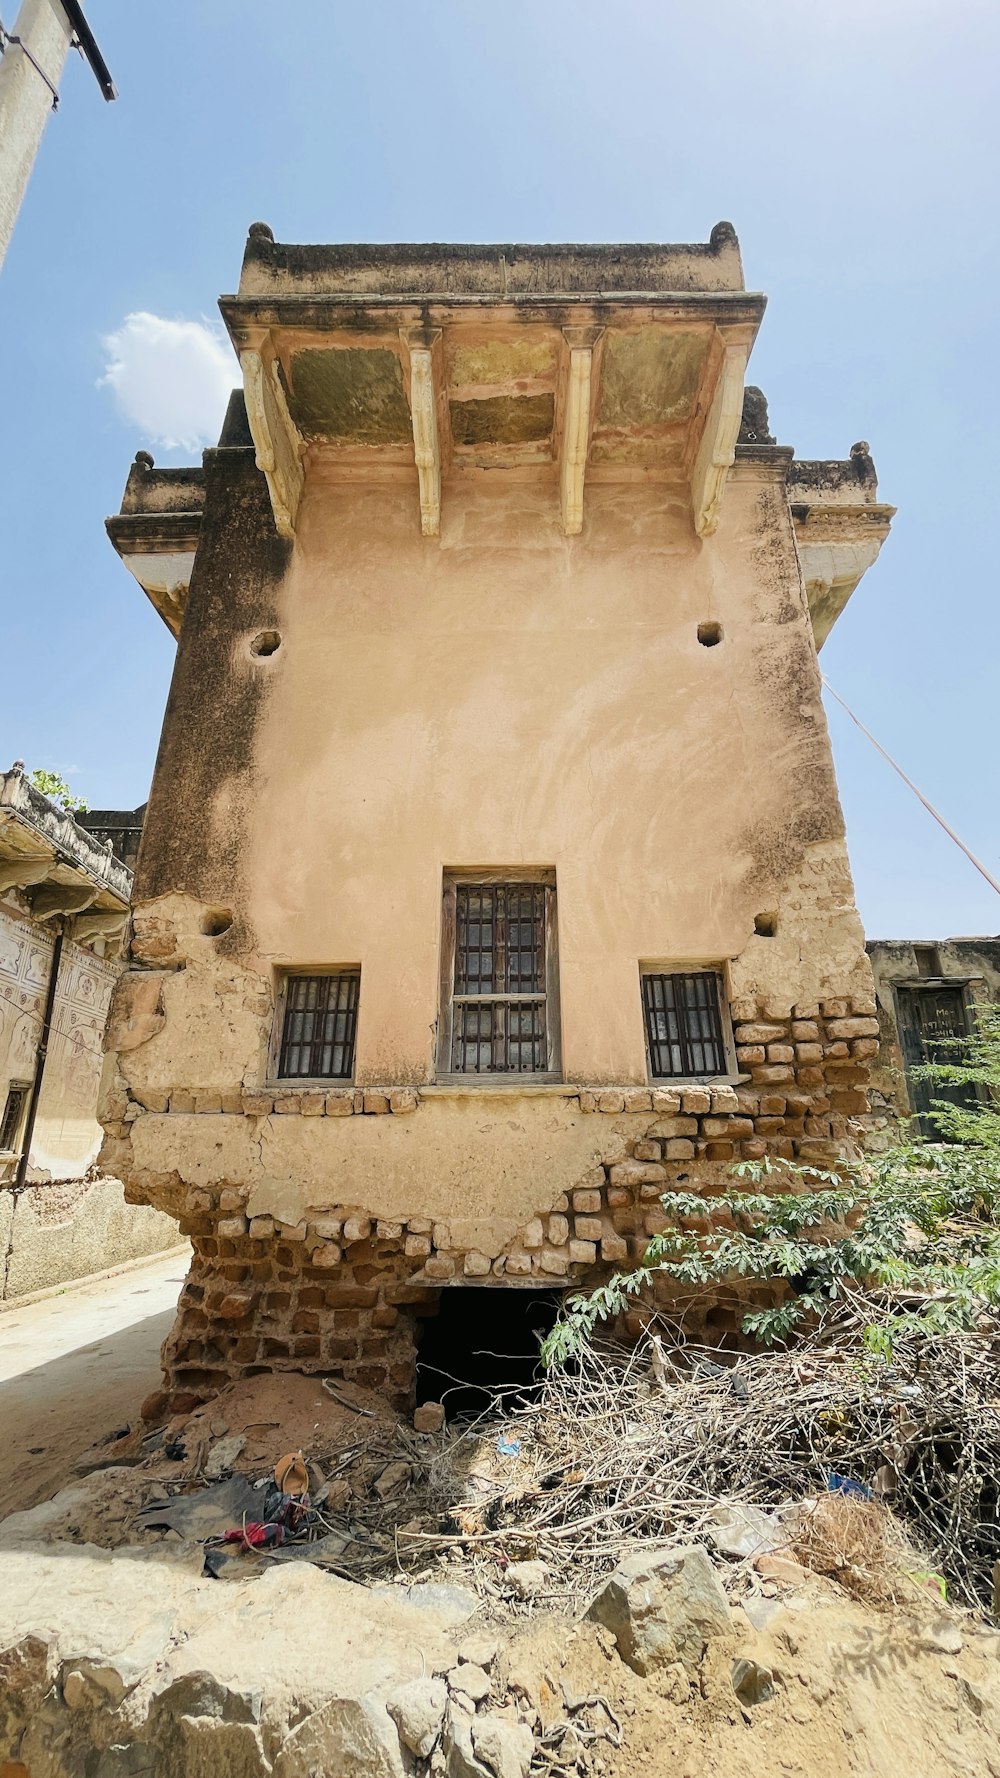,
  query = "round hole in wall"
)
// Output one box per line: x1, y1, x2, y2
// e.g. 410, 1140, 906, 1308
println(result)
754, 911, 778, 938
697, 621, 723, 647
201, 907, 234, 938
250, 630, 282, 658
